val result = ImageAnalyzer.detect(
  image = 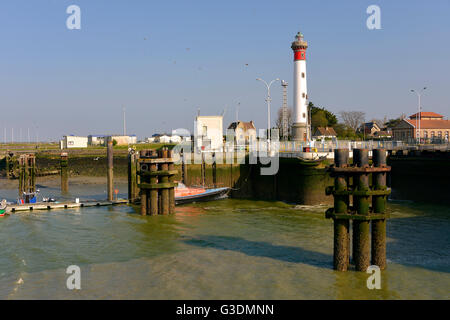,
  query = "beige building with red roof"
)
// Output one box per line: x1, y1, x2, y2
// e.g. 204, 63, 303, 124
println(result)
392, 112, 450, 142
227, 121, 257, 145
